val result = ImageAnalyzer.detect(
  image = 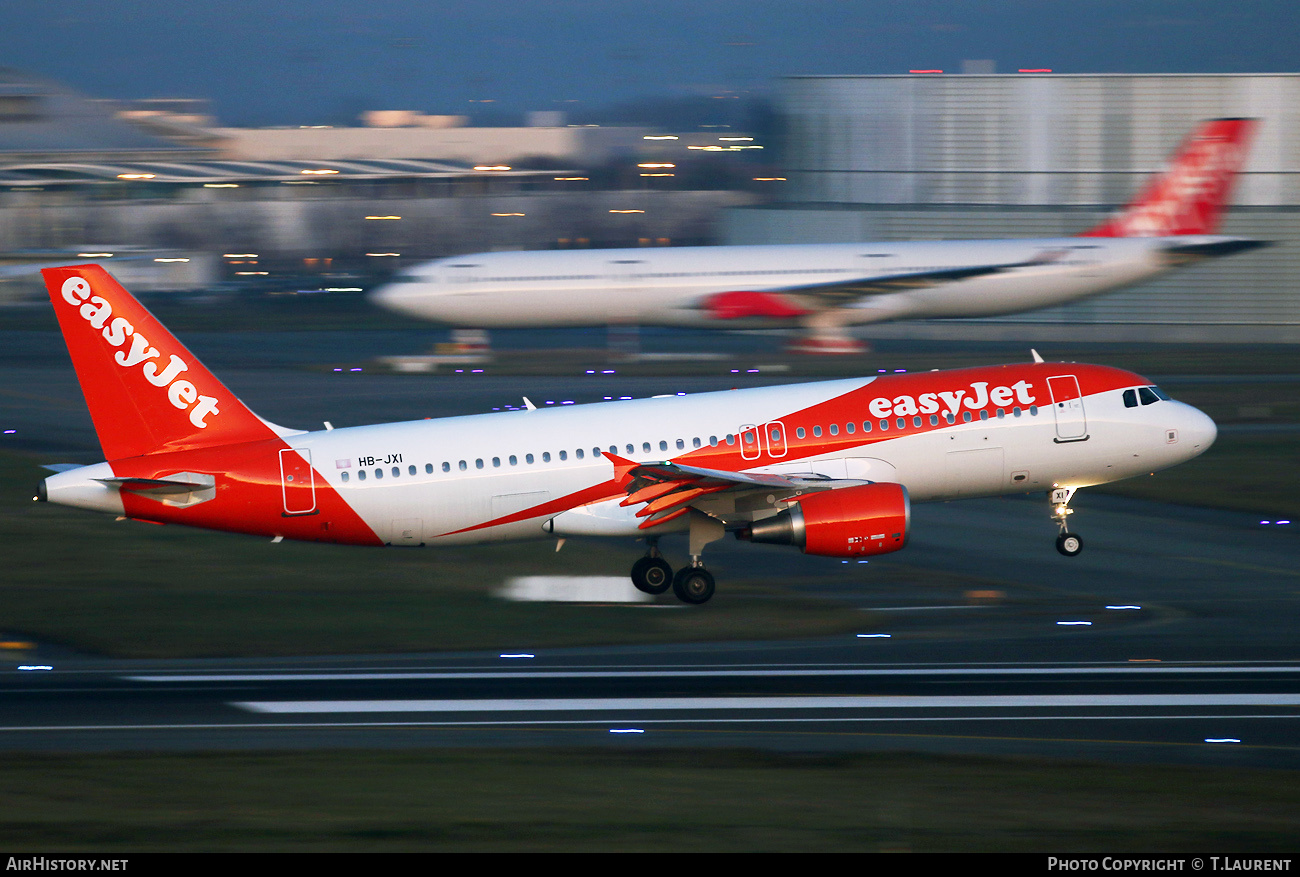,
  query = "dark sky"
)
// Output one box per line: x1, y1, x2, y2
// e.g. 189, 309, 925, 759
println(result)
4, 1, 1296, 126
